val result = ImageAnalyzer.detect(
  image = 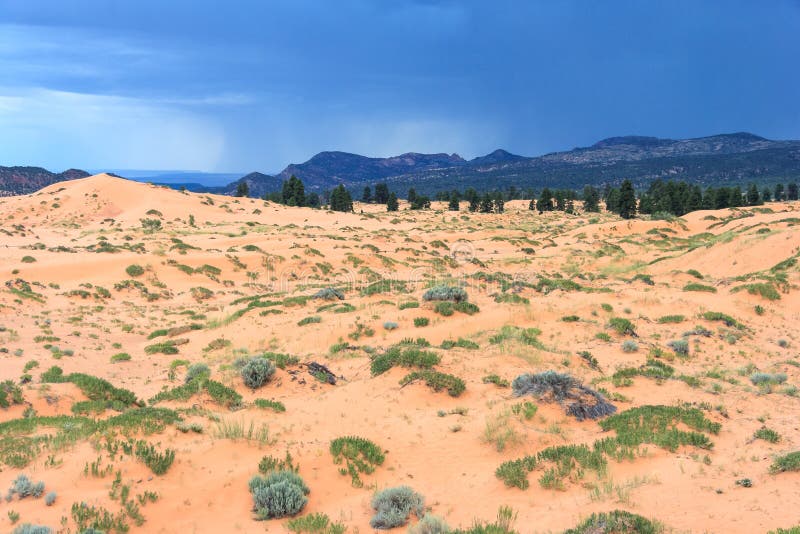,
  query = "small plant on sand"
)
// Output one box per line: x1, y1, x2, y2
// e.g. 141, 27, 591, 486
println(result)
769, 451, 800, 474
240, 356, 276, 389
400, 370, 466, 397
7, 474, 46, 499
414, 317, 429, 327
422, 285, 468, 303
330, 436, 385, 488
608, 317, 636, 336
754, 427, 781, 443
621, 340, 638, 353
287, 513, 347, 534
563, 510, 662, 534
249, 470, 309, 520
125, 264, 145, 277
512, 371, 615, 421
369, 486, 425, 529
